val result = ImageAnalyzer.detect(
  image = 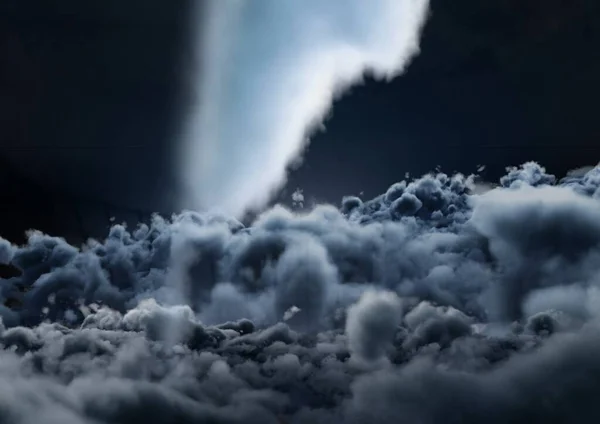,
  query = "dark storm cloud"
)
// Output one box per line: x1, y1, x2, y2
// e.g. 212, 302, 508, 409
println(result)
1, 161, 600, 422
